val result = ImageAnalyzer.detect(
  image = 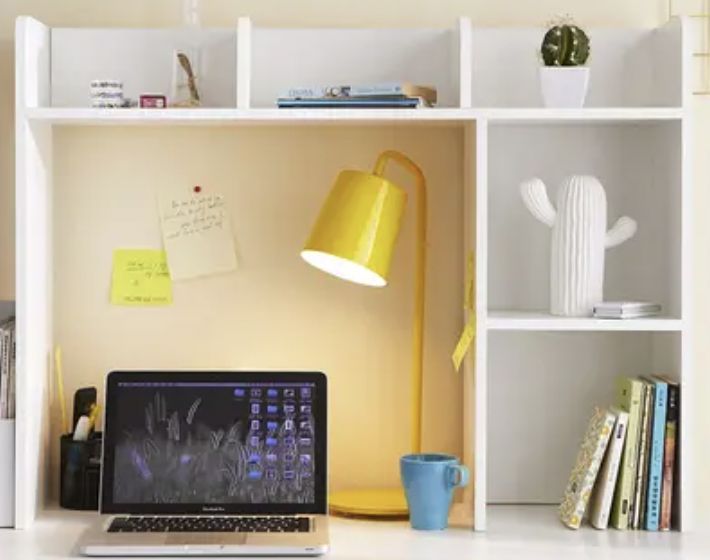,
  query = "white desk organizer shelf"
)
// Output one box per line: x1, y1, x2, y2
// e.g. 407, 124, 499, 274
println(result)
14, 15, 693, 536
